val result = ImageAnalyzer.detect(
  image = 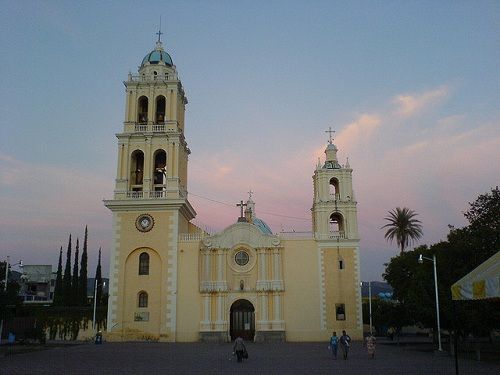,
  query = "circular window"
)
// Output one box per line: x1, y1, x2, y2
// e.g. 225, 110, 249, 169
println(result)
234, 251, 249, 266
